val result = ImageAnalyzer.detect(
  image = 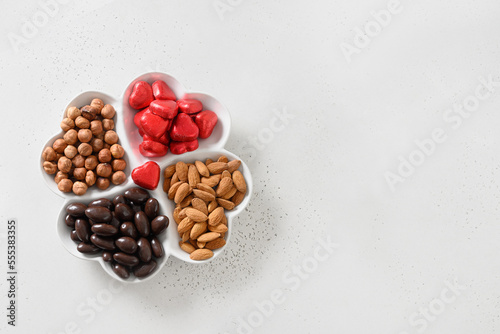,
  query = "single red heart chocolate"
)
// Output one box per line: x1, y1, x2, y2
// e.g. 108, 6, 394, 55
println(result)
129, 81, 154, 110
150, 100, 178, 119
169, 113, 199, 142
170, 139, 199, 155
140, 109, 170, 139
177, 99, 203, 114
131, 161, 160, 190
194, 110, 218, 139
152, 80, 176, 100
139, 139, 169, 157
